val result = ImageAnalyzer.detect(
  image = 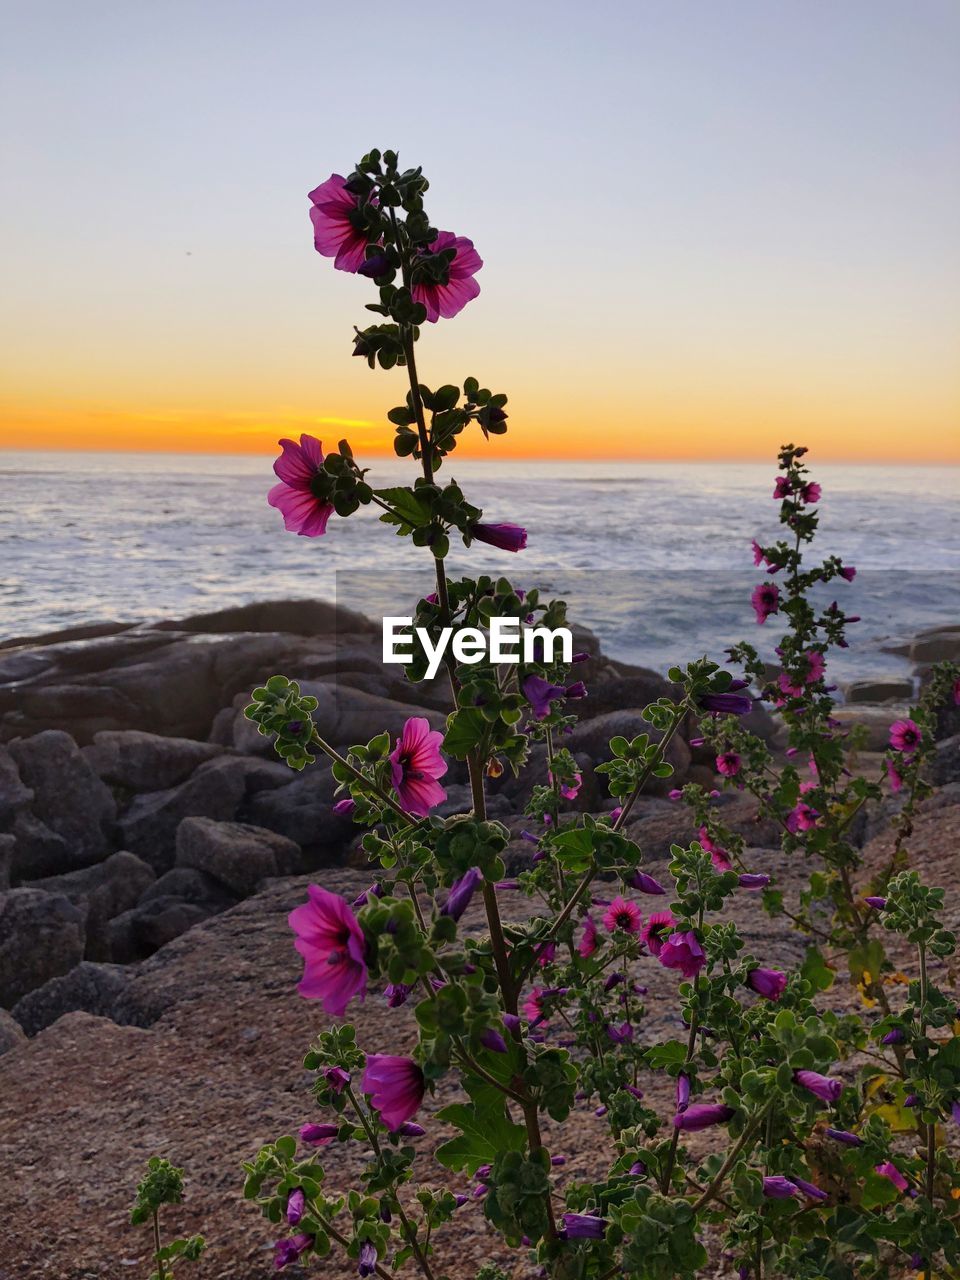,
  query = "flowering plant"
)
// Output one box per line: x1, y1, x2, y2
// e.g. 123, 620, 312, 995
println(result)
242, 151, 960, 1279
